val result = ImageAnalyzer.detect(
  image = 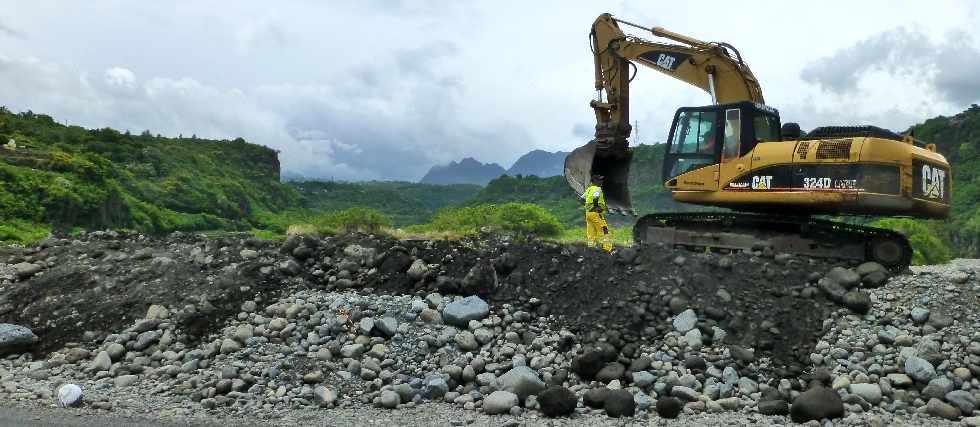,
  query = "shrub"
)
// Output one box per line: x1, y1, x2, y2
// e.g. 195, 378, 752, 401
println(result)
312, 207, 392, 234
419, 204, 498, 236
409, 203, 563, 238
495, 203, 563, 237
0, 220, 51, 244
